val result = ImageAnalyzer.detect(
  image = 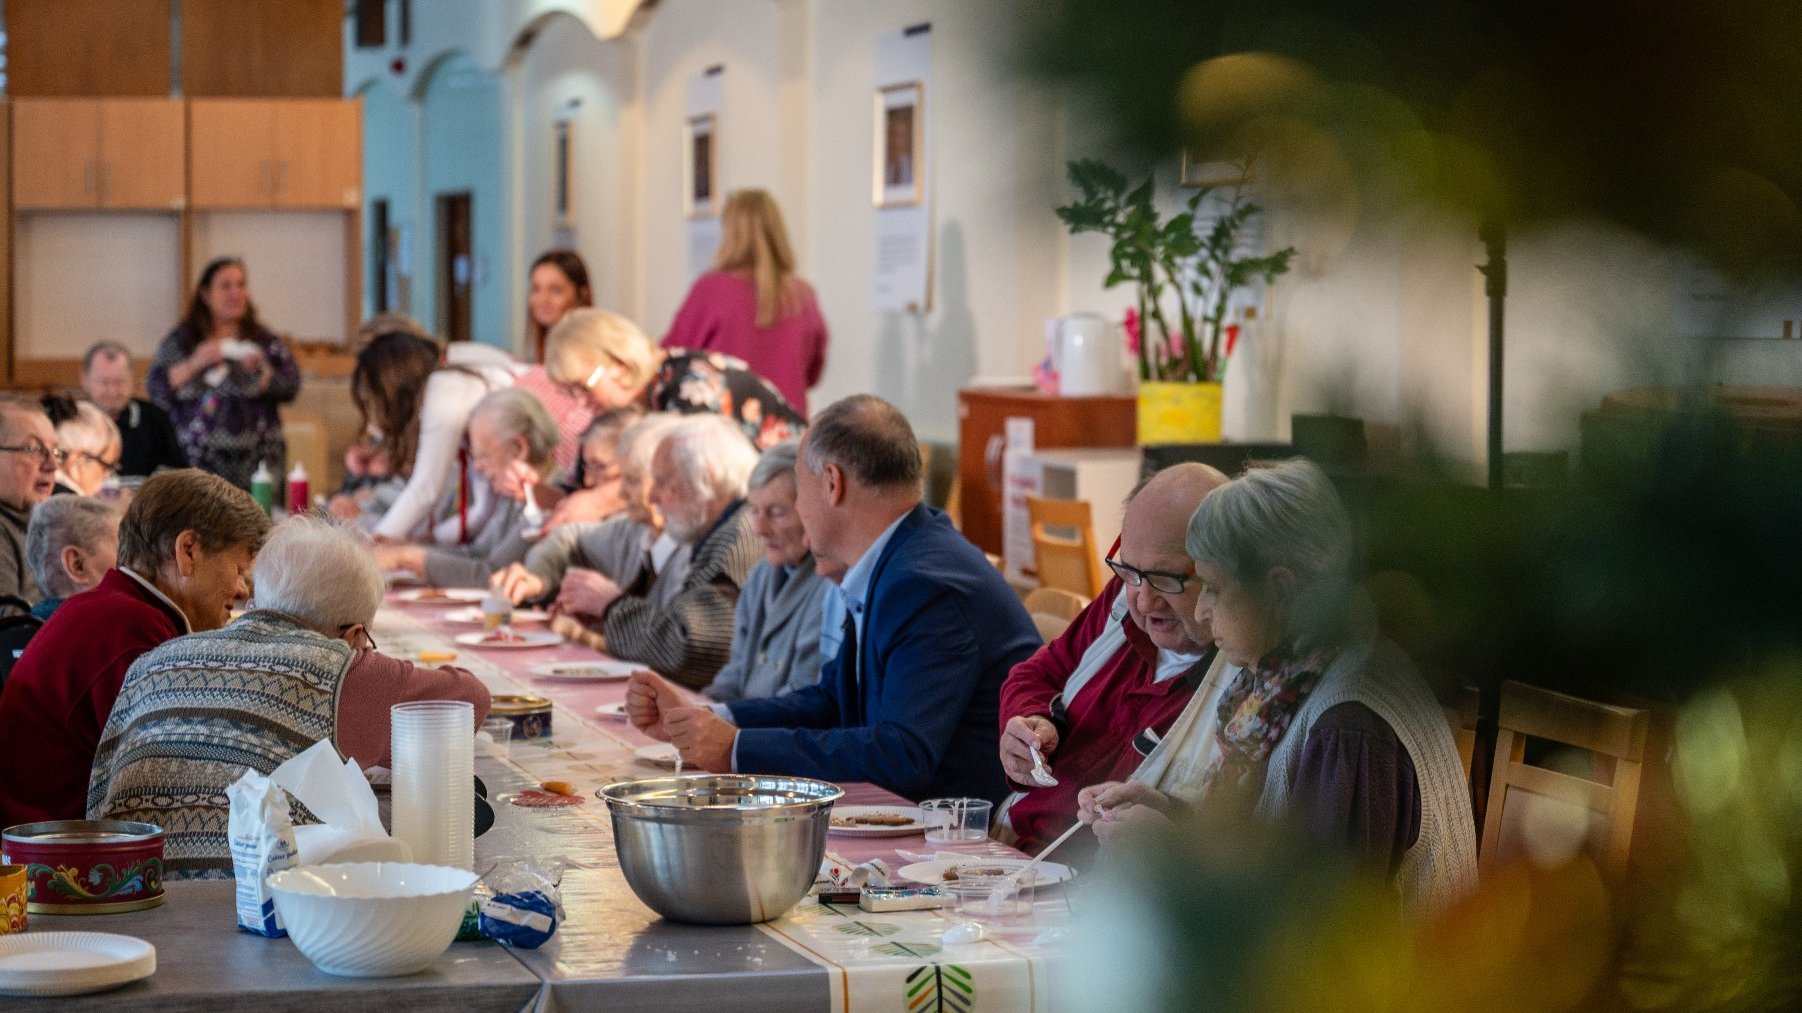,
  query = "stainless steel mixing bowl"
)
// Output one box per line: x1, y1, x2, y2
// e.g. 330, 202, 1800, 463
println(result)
598, 773, 843, 925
